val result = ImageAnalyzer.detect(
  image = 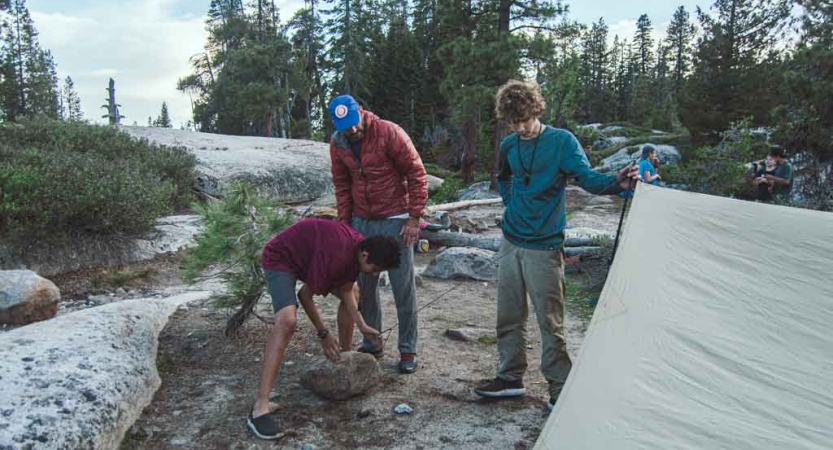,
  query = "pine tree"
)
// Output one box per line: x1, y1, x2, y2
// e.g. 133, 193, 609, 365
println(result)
680, 0, 791, 142
286, 1, 326, 138
665, 6, 696, 97
180, 1, 295, 136
322, 0, 378, 101
366, 2, 427, 138
651, 39, 675, 130
633, 14, 654, 76
155, 101, 172, 127
183, 183, 294, 335
61, 76, 82, 121
772, 0, 832, 210
578, 18, 612, 123
0, 0, 60, 120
